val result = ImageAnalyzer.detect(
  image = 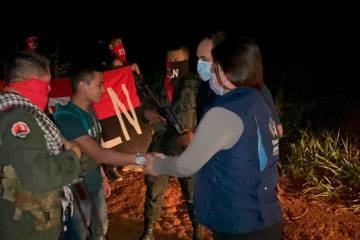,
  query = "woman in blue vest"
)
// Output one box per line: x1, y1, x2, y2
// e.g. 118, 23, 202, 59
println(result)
144, 37, 282, 240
